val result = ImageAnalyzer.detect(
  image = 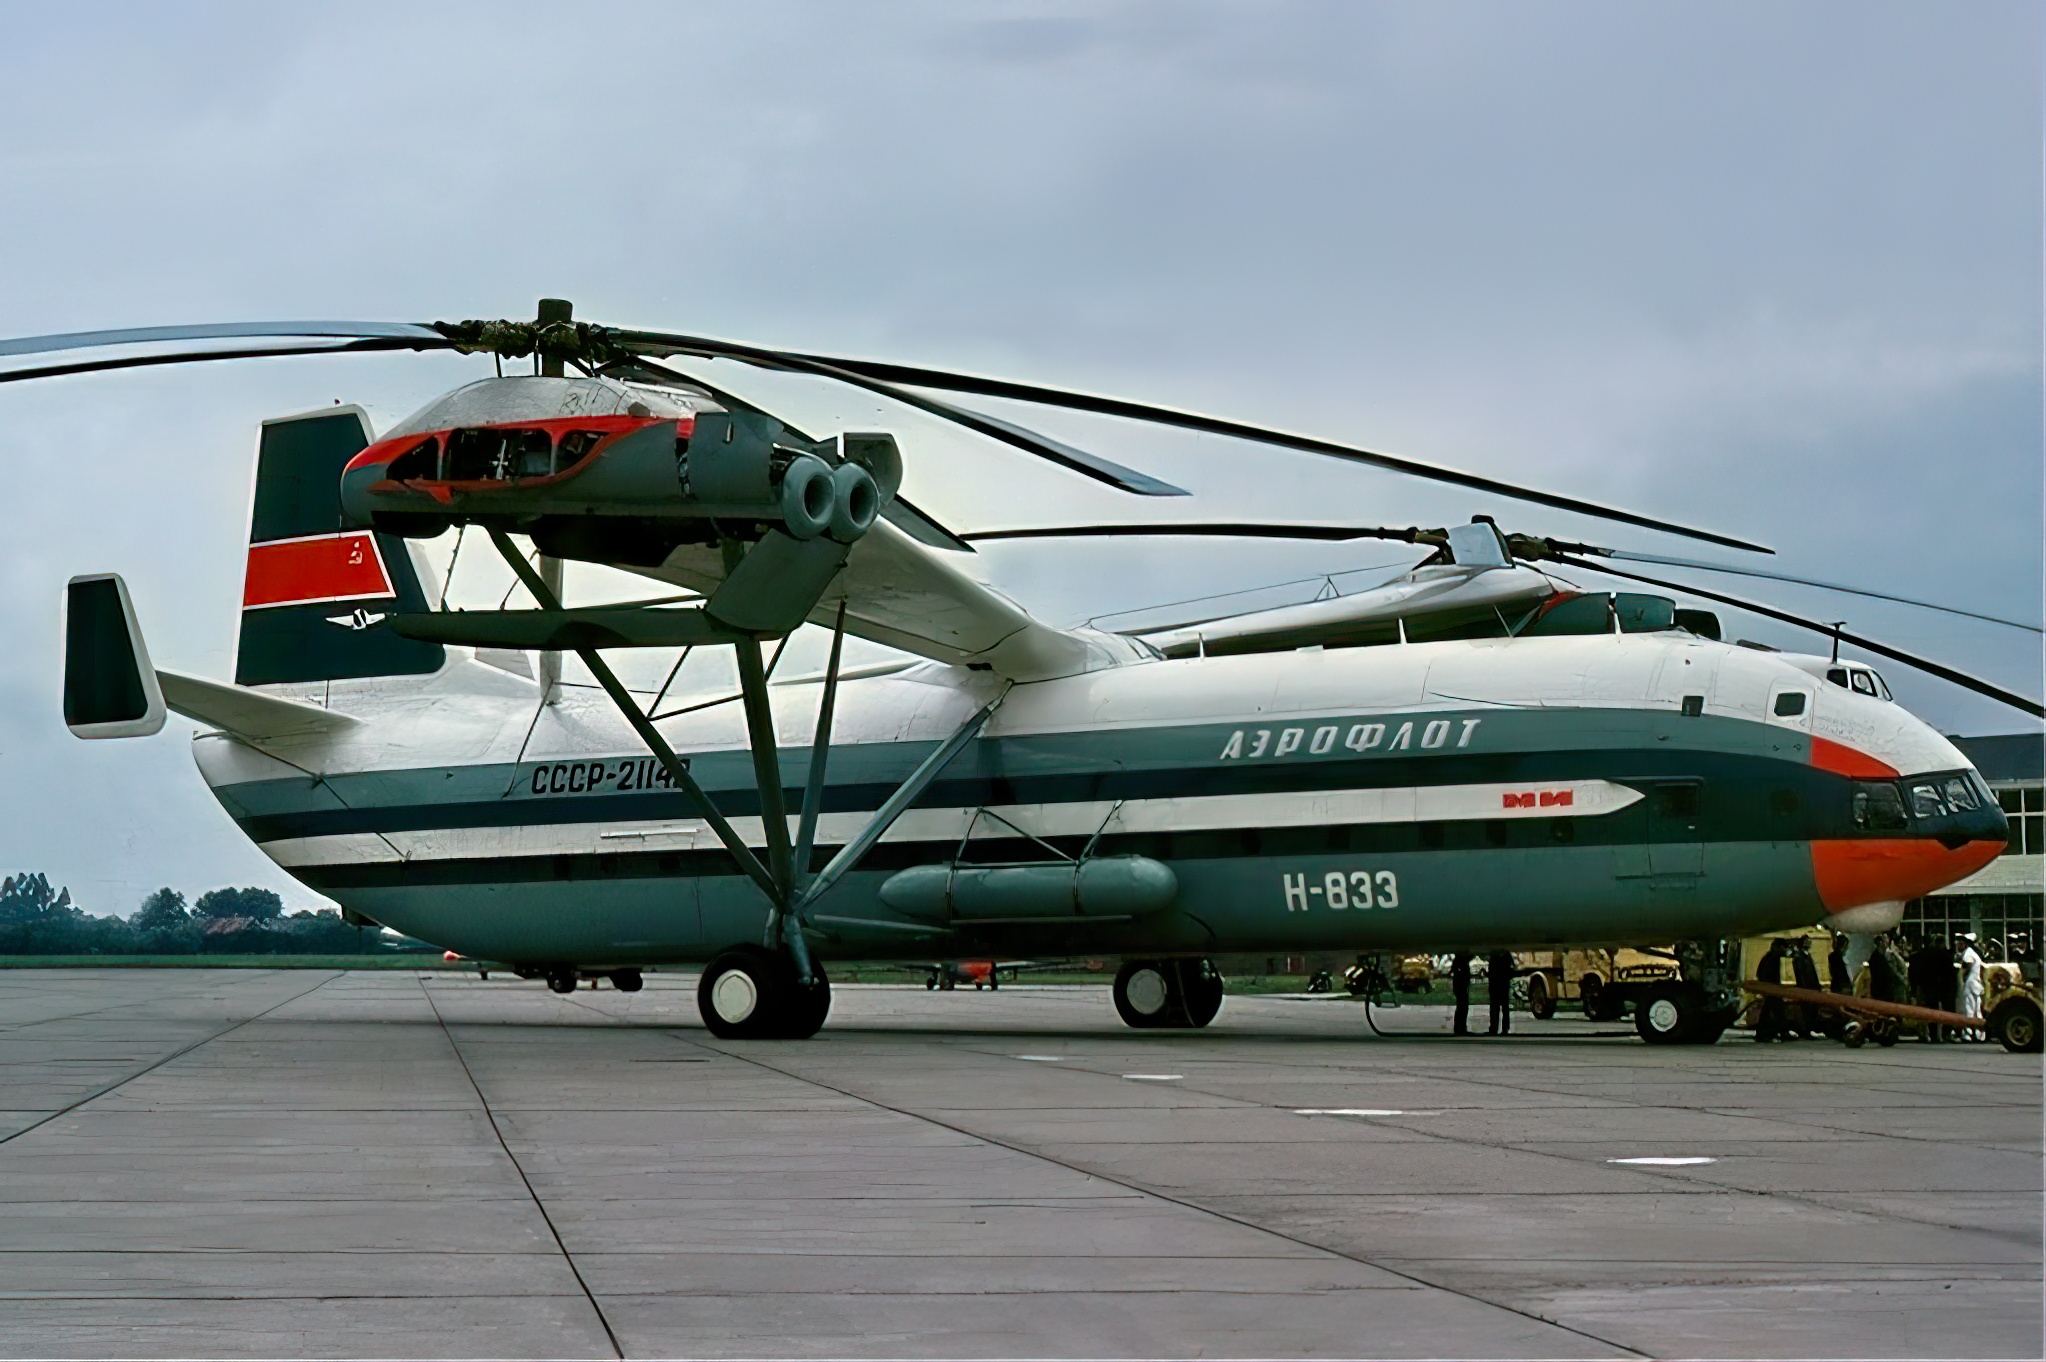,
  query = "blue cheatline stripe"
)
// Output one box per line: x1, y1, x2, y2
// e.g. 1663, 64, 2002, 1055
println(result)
233, 743, 1845, 847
